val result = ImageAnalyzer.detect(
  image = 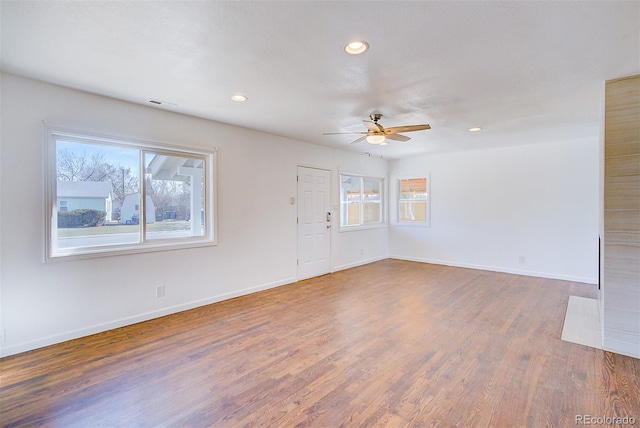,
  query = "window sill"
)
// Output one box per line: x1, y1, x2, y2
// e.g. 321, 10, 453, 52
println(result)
338, 223, 387, 233
46, 238, 217, 262
392, 222, 430, 228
